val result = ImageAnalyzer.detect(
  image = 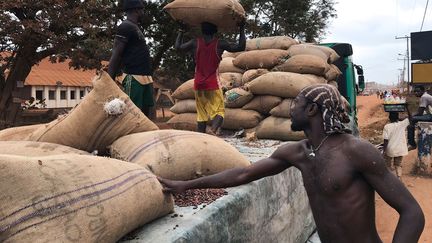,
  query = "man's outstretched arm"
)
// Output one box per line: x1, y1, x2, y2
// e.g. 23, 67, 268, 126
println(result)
353, 140, 425, 243
158, 143, 298, 194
